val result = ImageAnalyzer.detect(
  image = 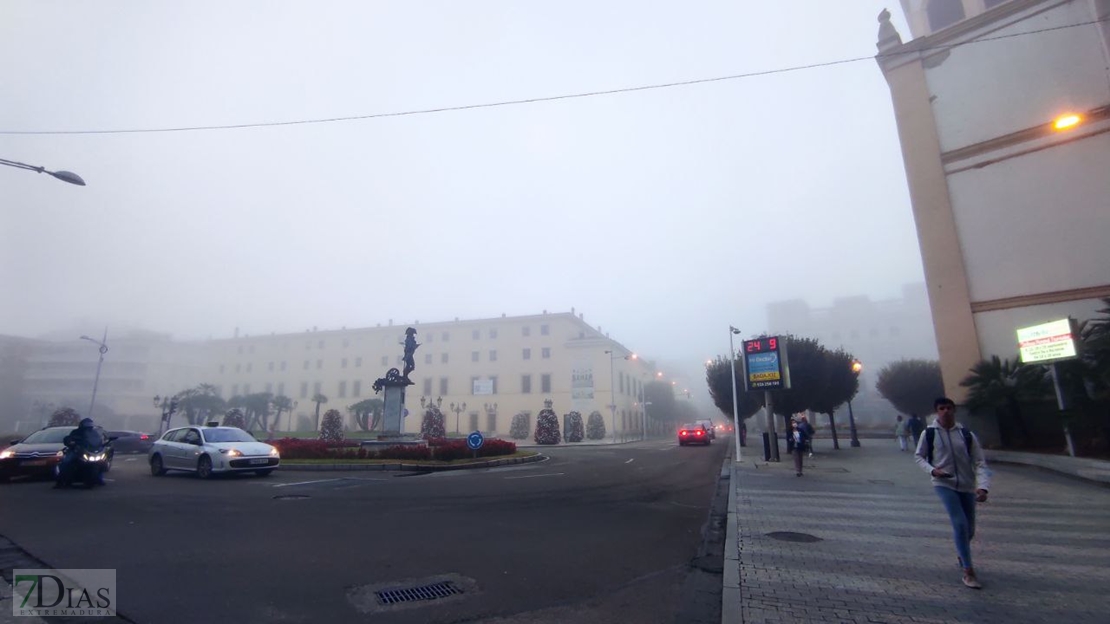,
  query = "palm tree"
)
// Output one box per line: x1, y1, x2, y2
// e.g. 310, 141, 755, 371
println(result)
349, 398, 384, 431
960, 355, 1049, 447
312, 393, 329, 431
271, 395, 294, 434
